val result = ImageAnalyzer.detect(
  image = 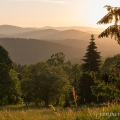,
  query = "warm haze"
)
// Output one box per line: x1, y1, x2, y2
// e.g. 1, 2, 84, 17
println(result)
0, 0, 120, 28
